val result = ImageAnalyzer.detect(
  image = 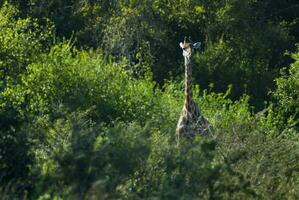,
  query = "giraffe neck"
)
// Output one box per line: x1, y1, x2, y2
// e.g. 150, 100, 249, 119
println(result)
184, 55, 193, 111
